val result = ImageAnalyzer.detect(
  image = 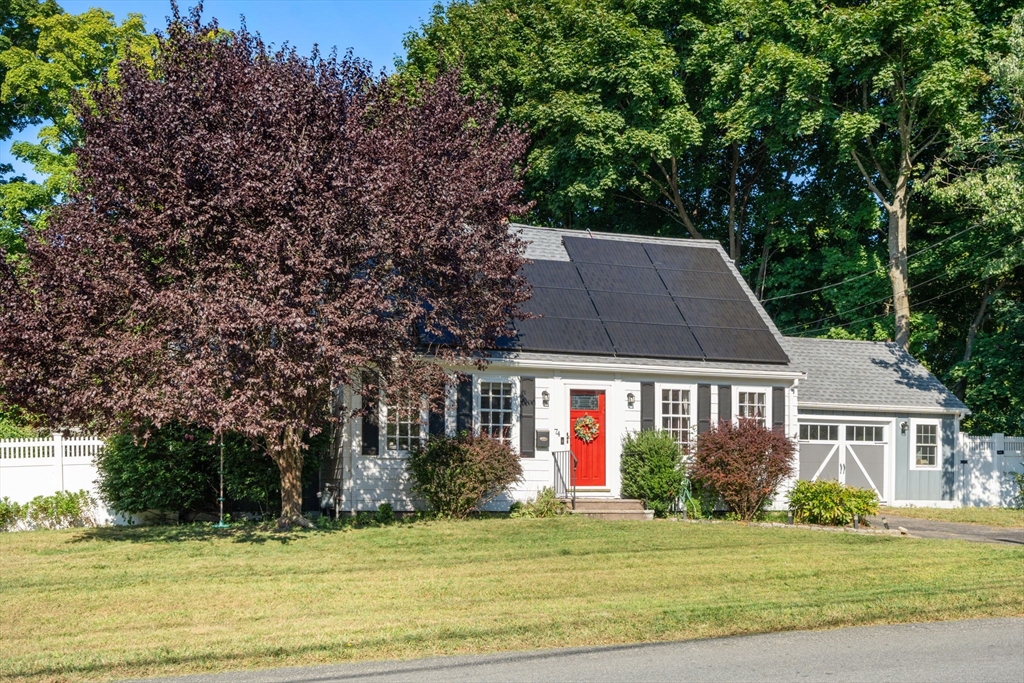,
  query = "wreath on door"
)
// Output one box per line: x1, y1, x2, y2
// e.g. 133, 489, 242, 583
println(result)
574, 415, 600, 443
